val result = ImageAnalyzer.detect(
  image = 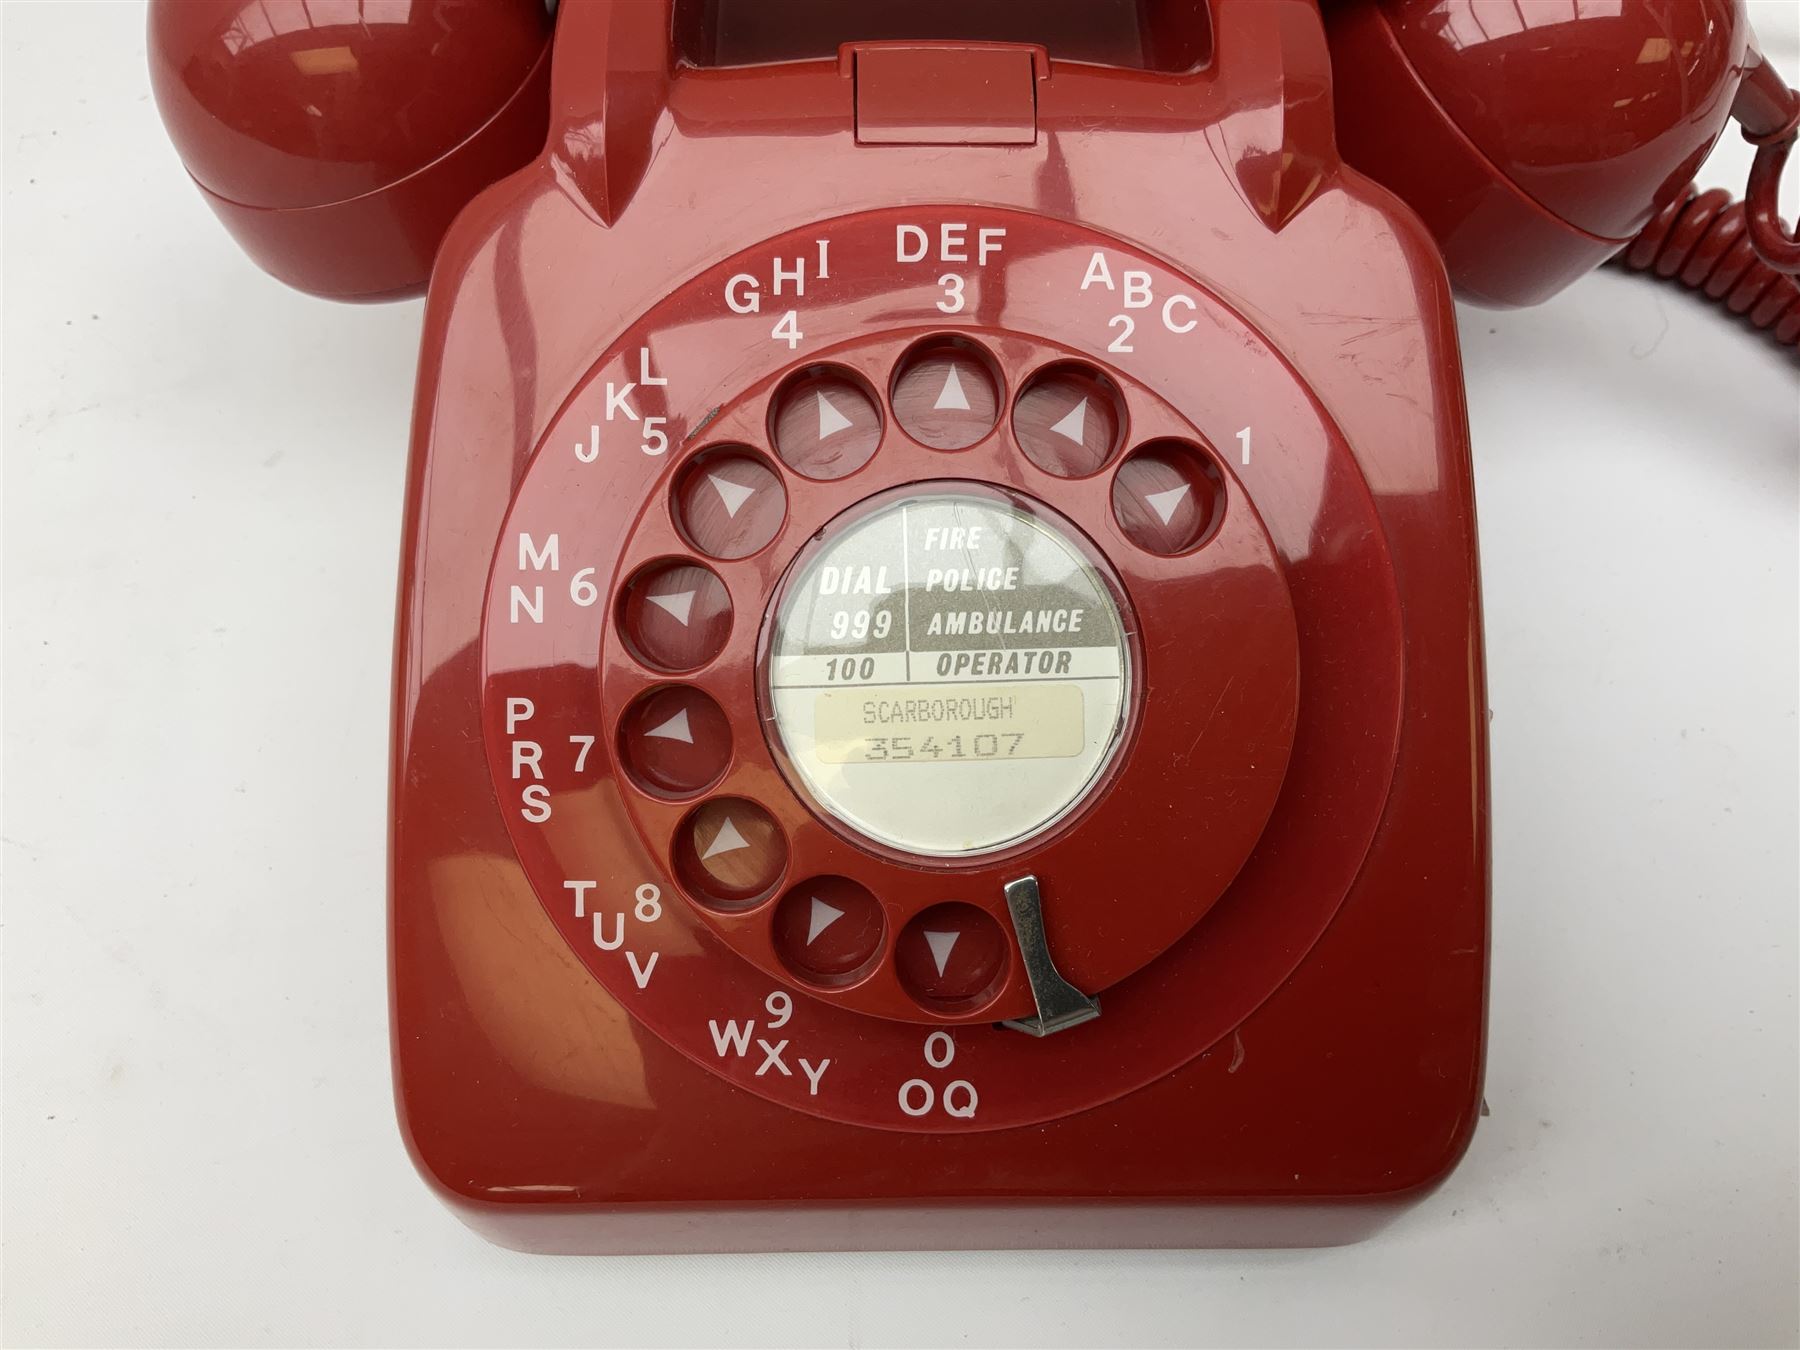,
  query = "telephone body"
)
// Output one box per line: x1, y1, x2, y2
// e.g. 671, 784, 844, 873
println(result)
150, 0, 1799, 1252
